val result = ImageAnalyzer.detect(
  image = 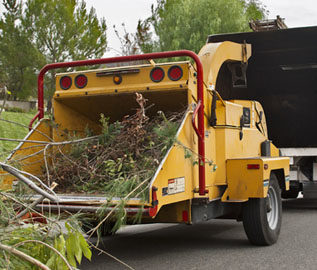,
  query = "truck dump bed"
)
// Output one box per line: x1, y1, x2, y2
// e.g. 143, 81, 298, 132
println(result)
207, 26, 317, 148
